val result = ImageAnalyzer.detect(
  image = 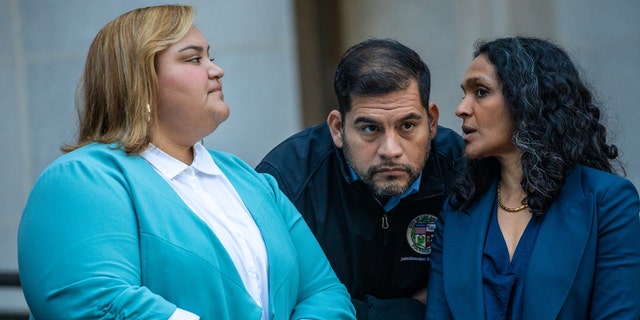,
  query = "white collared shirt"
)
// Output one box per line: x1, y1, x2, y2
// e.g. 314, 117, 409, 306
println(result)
141, 143, 269, 320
